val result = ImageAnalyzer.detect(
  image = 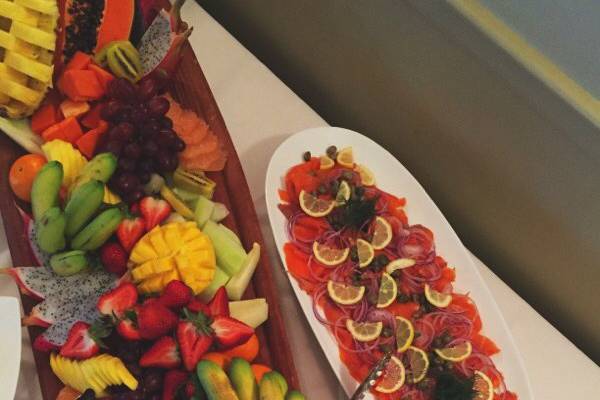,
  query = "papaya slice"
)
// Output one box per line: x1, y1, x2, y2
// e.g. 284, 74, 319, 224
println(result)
95, 0, 135, 52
